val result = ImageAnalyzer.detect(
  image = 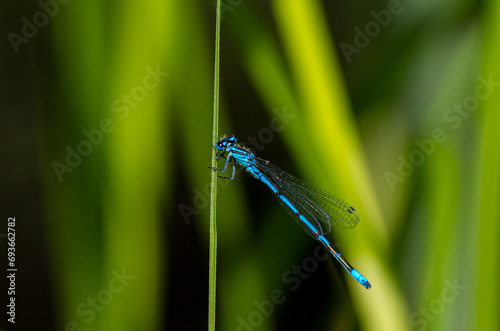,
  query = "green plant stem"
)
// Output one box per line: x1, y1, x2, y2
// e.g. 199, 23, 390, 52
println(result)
209, 0, 221, 330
